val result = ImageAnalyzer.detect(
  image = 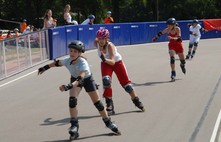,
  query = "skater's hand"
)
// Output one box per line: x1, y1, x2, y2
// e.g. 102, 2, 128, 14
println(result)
38, 65, 50, 75
168, 36, 173, 40
59, 83, 73, 92
100, 52, 106, 62
193, 33, 198, 36
152, 37, 157, 42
